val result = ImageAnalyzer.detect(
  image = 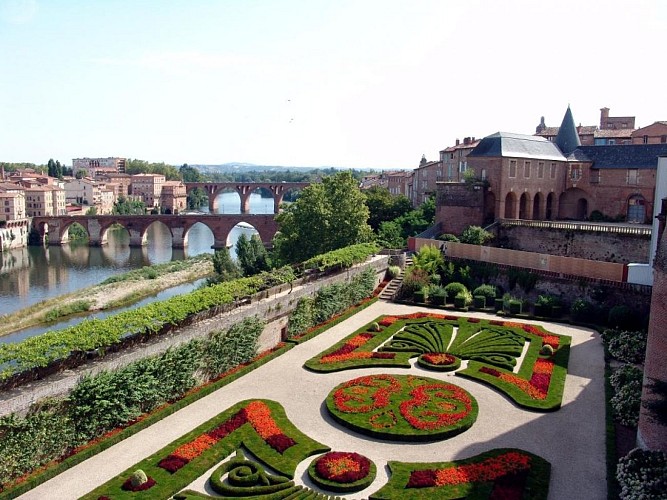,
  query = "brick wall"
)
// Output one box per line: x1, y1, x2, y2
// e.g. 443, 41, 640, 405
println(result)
497, 224, 651, 264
